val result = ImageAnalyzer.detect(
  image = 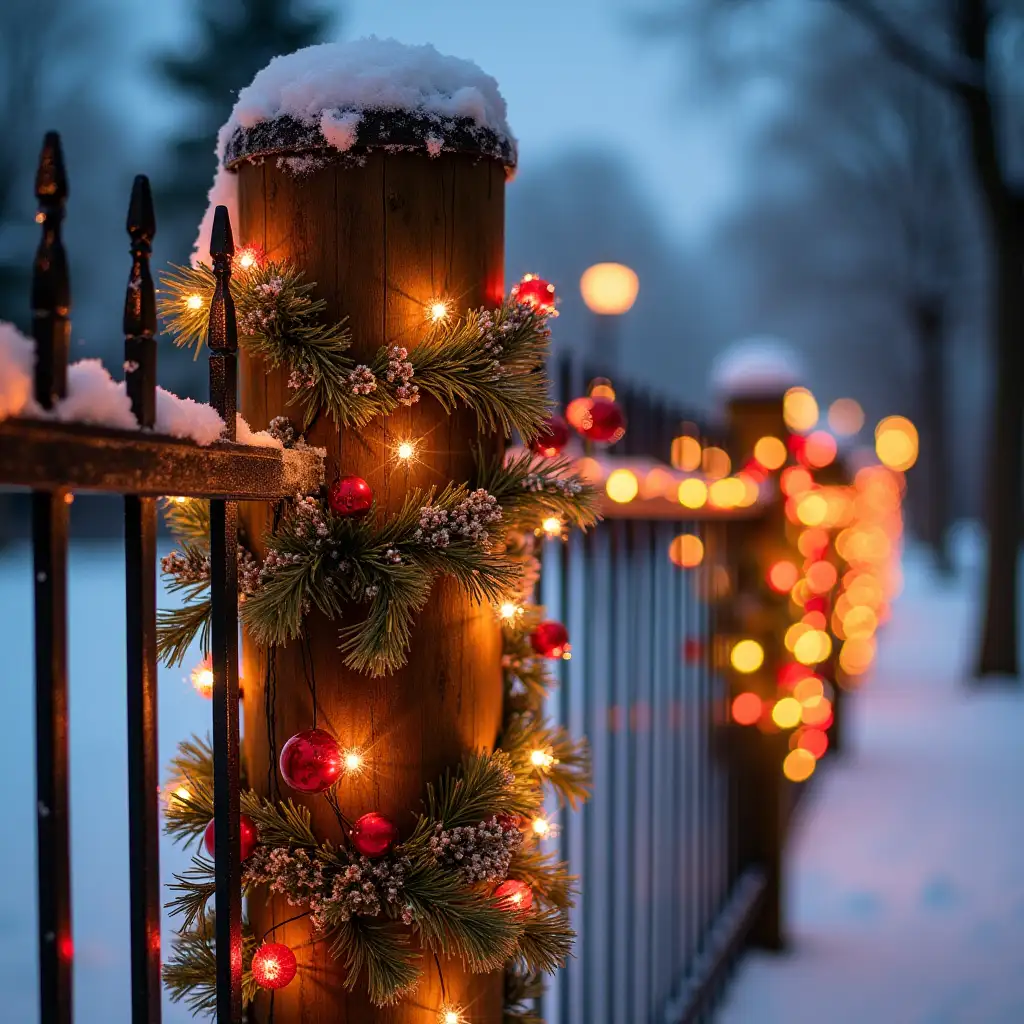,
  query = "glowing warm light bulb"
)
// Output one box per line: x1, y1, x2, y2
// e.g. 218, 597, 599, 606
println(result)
772, 696, 803, 729
532, 816, 551, 837
343, 750, 363, 773
499, 602, 522, 621
671, 435, 702, 472
875, 415, 919, 471
783, 748, 817, 782
730, 639, 765, 674
767, 560, 800, 594
606, 469, 639, 503
541, 516, 562, 537
793, 629, 832, 666
427, 298, 451, 323
580, 262, 639, 315
530, 749, 555, 768
669, 533, 704, 568
783, 387, 819, 433
396, 441, 415, 461
190, 659, 215, 698
174, 786, 192, 806
702, 446, 731, 479
172, 495, 189, 504
677, 478, 708, 509
439, 1008, 465, 1024
753, 435, 787, 471
796, 493, 829, 527
186, 294, 204, 310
